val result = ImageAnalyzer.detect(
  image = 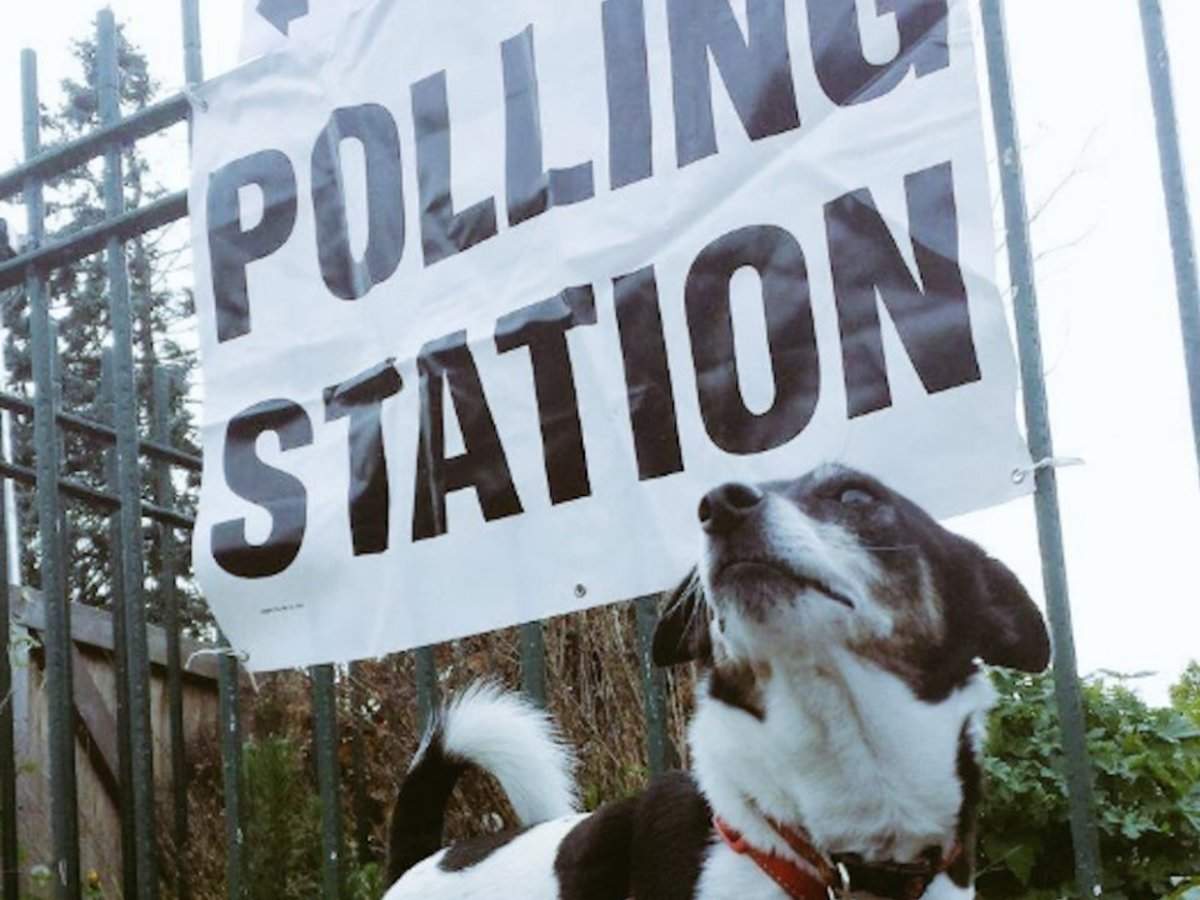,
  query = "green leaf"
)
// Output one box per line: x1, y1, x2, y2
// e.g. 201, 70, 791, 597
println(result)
1005, 842, 1037, 885
1161, 715, 1200, 743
